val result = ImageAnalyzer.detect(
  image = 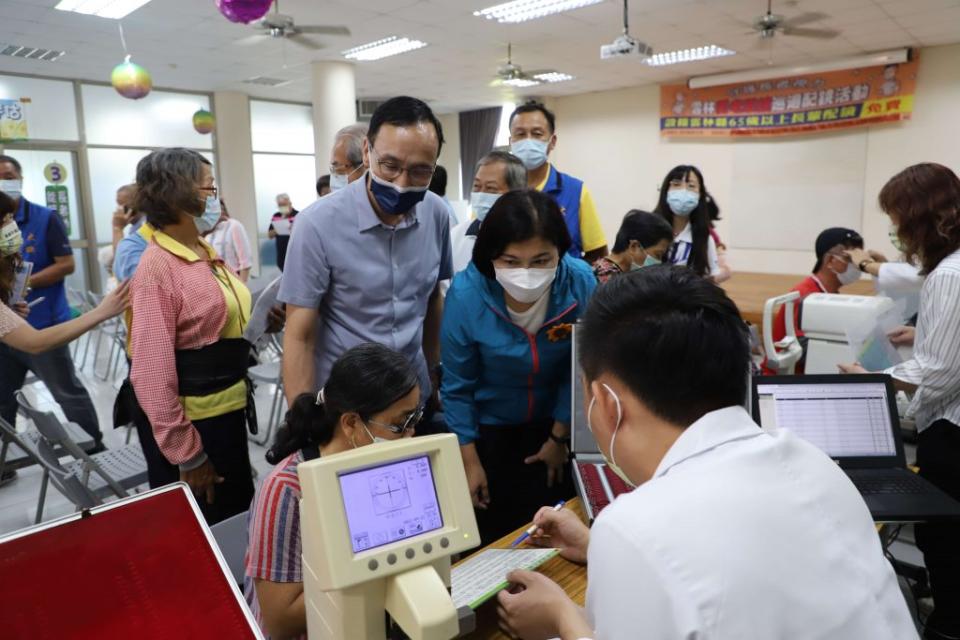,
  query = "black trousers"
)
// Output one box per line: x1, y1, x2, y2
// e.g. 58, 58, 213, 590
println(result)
135, 409, 254, 526
475, 419, 574, 547
916, 419, 960, 640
